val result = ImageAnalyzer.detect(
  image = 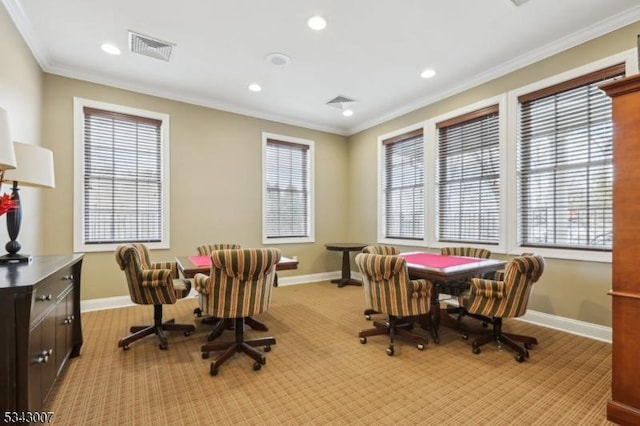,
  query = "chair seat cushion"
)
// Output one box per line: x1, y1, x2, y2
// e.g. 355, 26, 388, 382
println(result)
173, 278, 192, 299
